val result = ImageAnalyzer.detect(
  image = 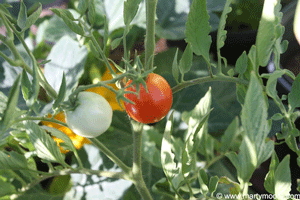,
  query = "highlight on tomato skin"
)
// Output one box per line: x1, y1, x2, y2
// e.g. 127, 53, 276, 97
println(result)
124, 73, 173, 124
